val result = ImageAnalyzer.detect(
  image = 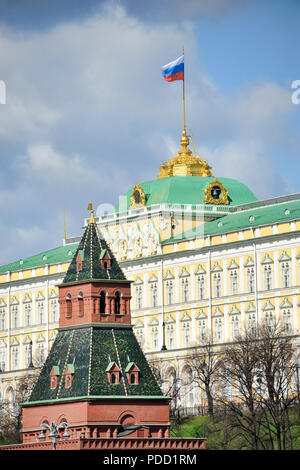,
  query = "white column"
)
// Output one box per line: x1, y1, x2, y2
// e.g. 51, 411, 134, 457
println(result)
274, 251, 279, 289
292, 247, 296, 287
